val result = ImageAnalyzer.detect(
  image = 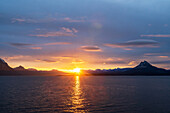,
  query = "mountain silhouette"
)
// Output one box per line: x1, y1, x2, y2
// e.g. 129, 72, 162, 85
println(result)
125, 61, 167, 75
14, 66, 26, 71
0, 58, 170, 76
0, 58, 65, 76
0, 58, 13, 71
135, 61, 153, 69
85, 60, 170, 75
